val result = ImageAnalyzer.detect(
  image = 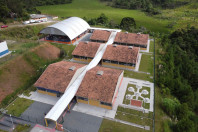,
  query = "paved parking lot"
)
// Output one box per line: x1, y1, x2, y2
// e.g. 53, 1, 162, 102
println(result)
20, 101, 53, 126
63, 110, 102, 132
